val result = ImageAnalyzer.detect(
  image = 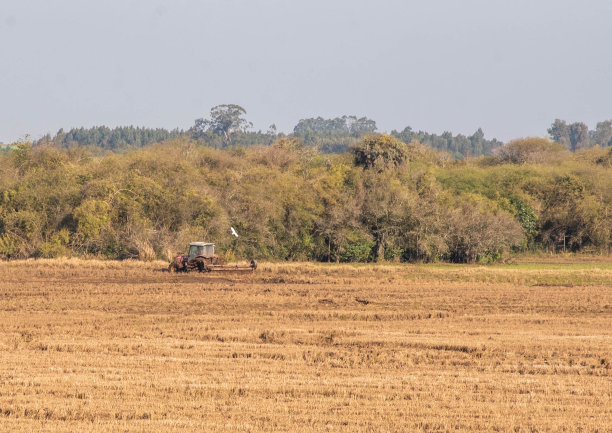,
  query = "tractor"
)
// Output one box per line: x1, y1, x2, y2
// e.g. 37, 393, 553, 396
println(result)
169, 242, 256, 273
